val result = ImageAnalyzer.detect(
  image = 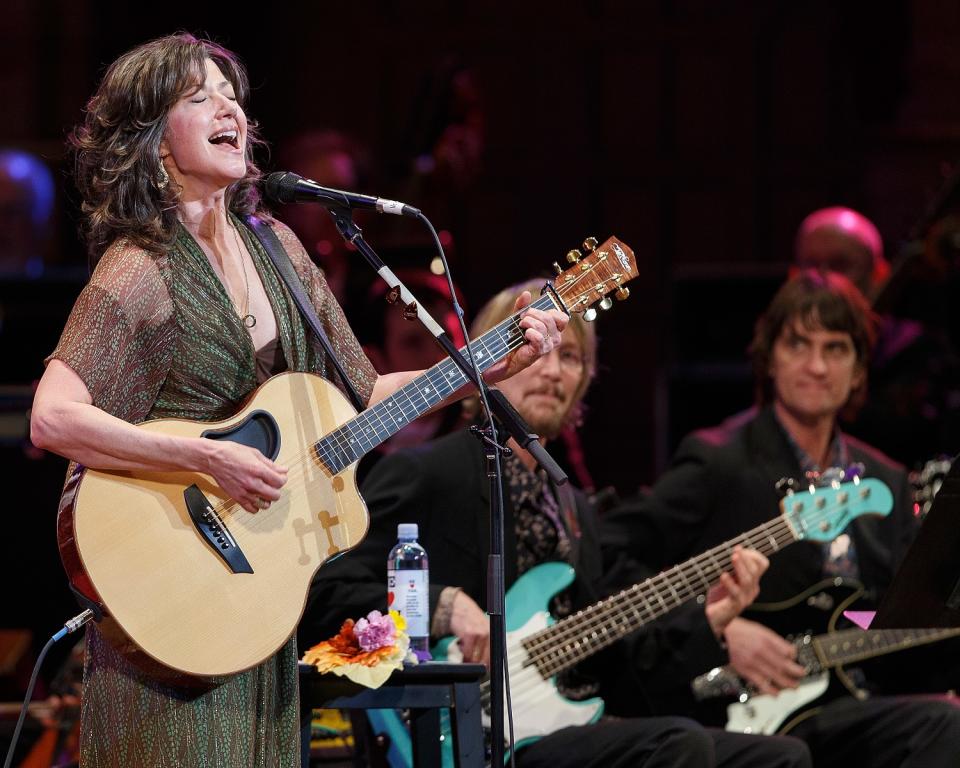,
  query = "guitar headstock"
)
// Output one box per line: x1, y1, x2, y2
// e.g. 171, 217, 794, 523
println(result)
782, 477, 893, 543
909, 455, 953, 520
549, 236, 638, 320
